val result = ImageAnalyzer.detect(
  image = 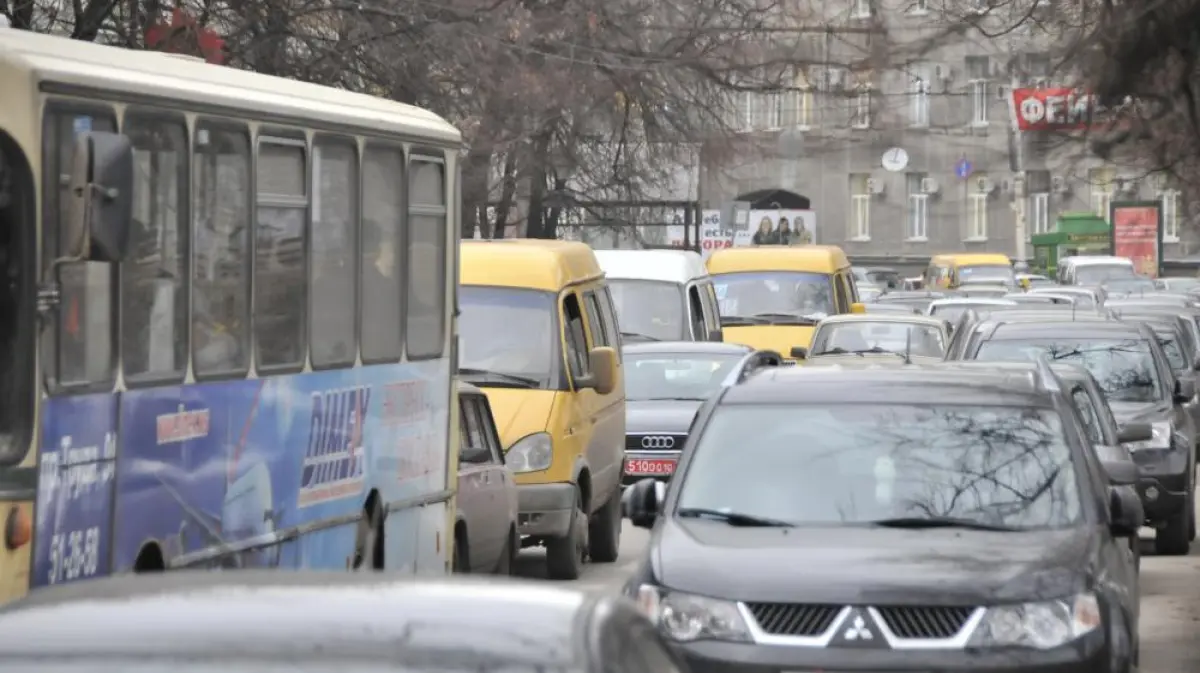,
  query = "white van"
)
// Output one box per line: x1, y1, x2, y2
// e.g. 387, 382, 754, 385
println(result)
1058, 256, 1136, 285
593, 249, 723, 342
